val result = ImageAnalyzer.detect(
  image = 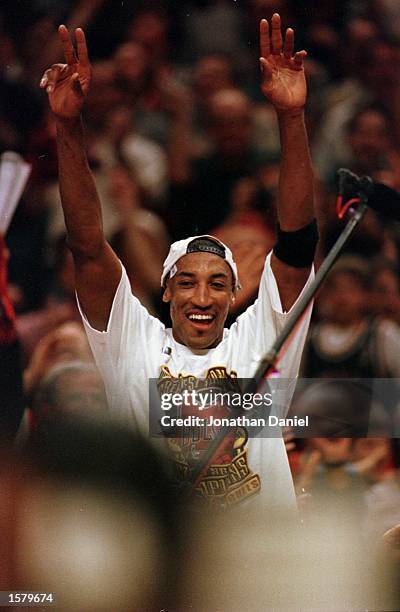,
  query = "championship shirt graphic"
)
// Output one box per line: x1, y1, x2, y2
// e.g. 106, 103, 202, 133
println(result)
157, 366, 261, 508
